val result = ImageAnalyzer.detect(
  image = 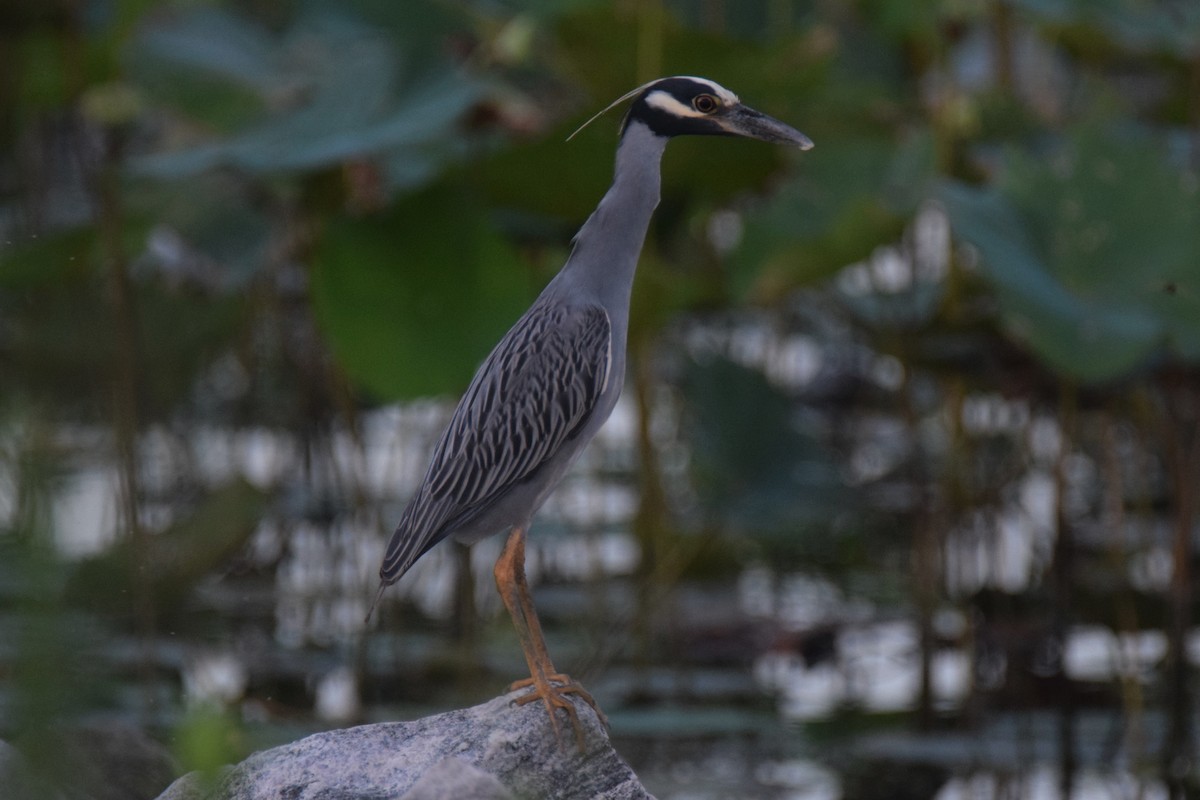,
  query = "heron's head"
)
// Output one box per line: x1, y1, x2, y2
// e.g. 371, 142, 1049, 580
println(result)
615, 76, 812, 149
